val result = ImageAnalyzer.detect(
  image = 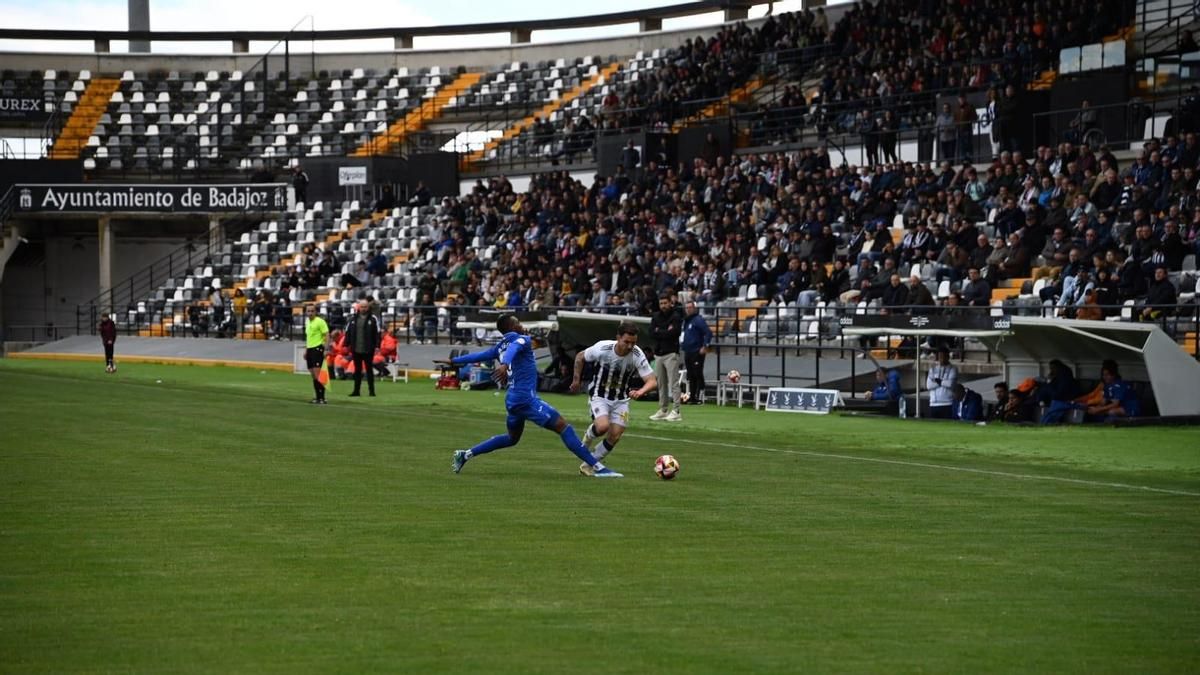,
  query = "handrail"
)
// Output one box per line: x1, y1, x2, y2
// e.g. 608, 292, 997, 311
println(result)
0, 185, 17, 233
95, 299, 1200, 363
75, 204, 273, 324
